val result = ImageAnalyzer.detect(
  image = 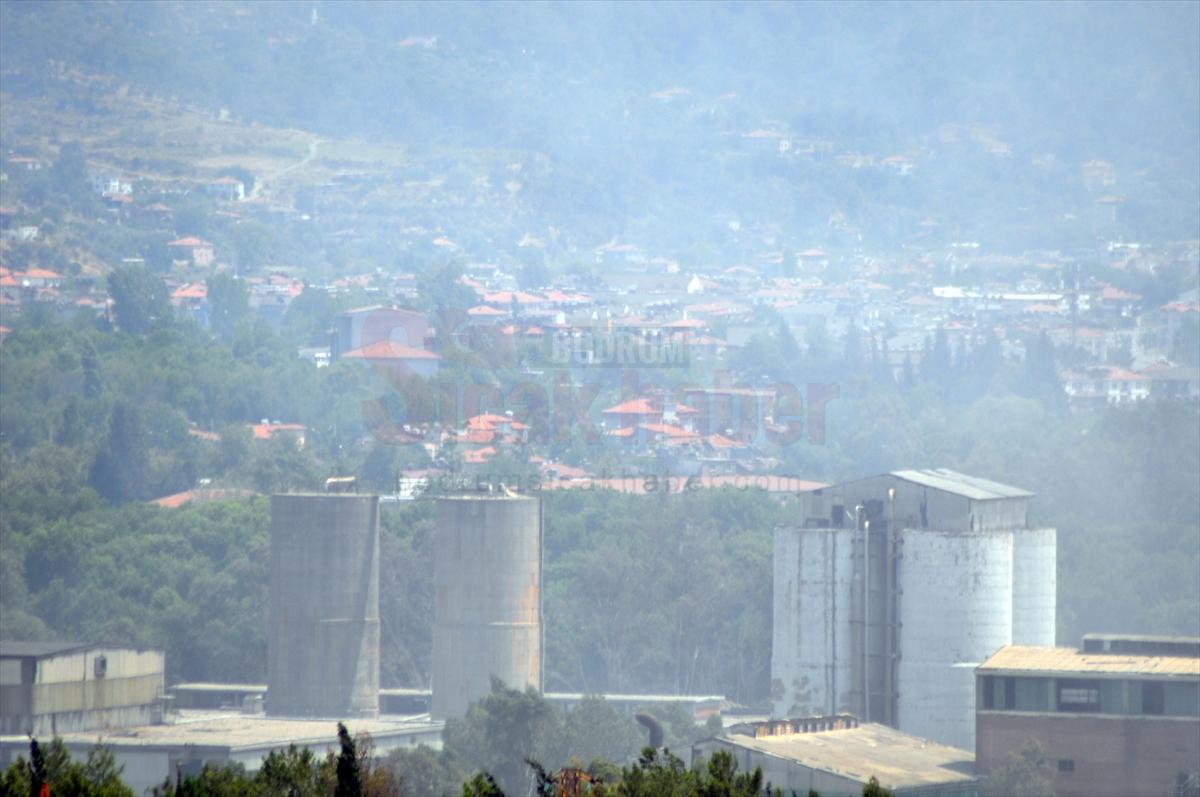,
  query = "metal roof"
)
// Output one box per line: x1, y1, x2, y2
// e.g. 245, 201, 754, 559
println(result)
701, 722, 975, 791
0, 711, 442, 753
0, 640, 89, 659
978, 645, 1200, 678
890, 468, 1034, 500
